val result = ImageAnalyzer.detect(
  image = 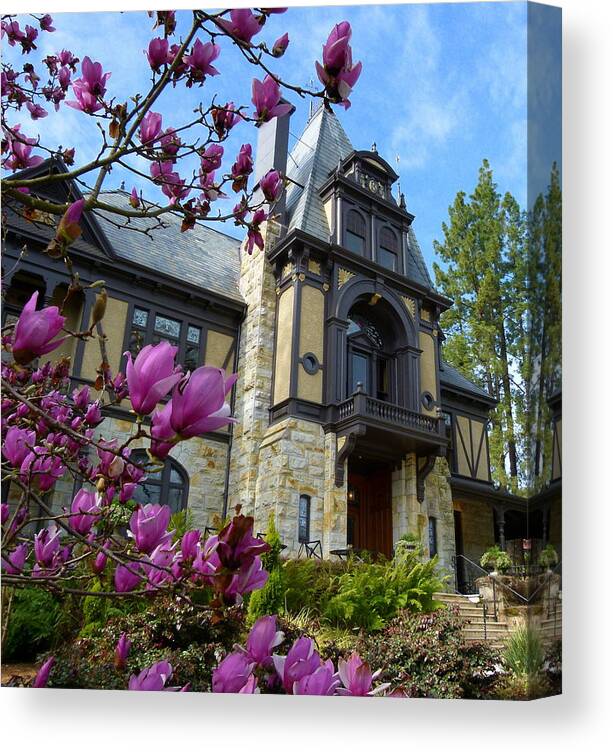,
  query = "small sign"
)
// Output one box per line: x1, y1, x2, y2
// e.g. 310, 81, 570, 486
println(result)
522, 539, 532, 551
